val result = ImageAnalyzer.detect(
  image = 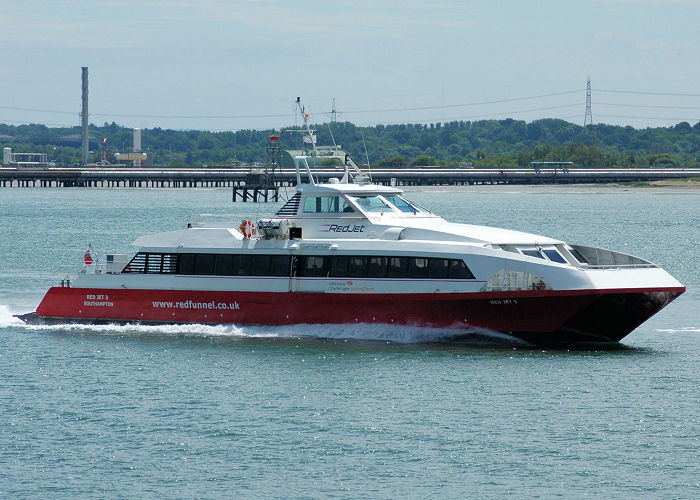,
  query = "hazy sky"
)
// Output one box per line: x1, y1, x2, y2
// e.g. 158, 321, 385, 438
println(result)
2, 0, 699, 131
